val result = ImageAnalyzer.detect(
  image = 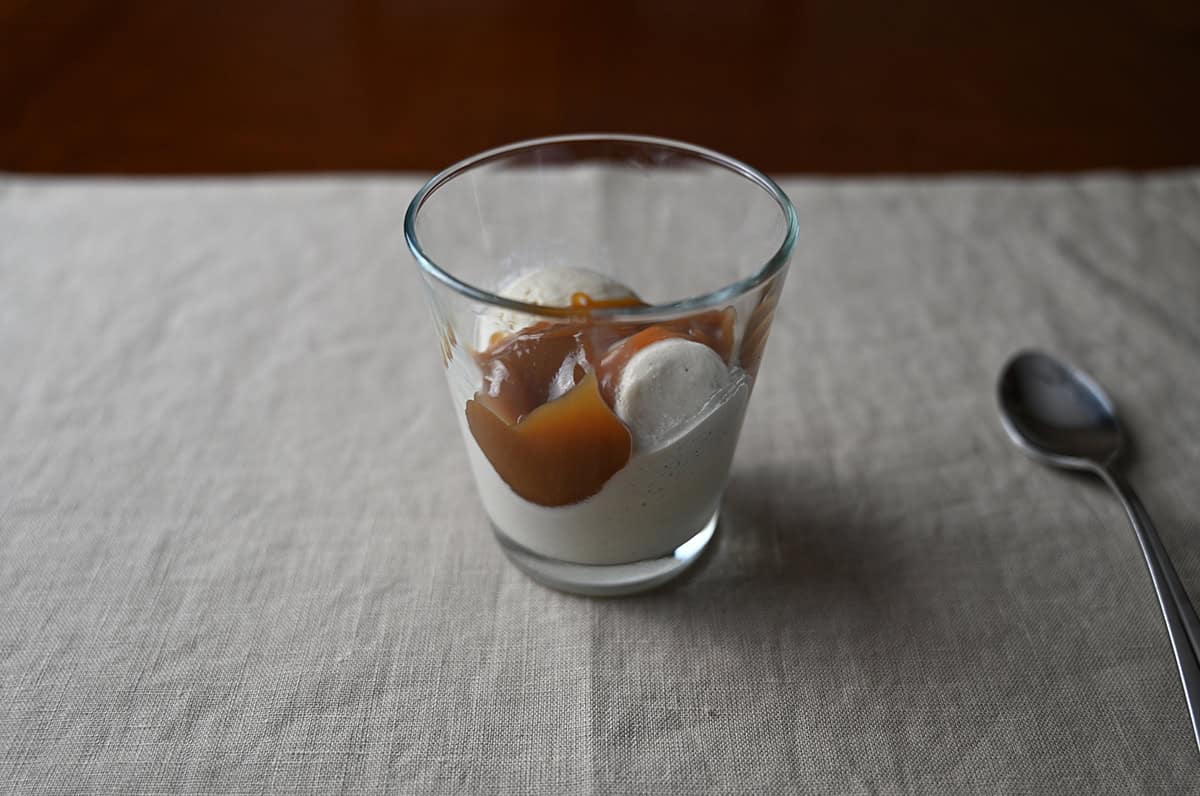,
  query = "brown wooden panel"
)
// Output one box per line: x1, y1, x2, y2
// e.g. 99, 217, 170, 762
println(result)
2, 0, 1199, 173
